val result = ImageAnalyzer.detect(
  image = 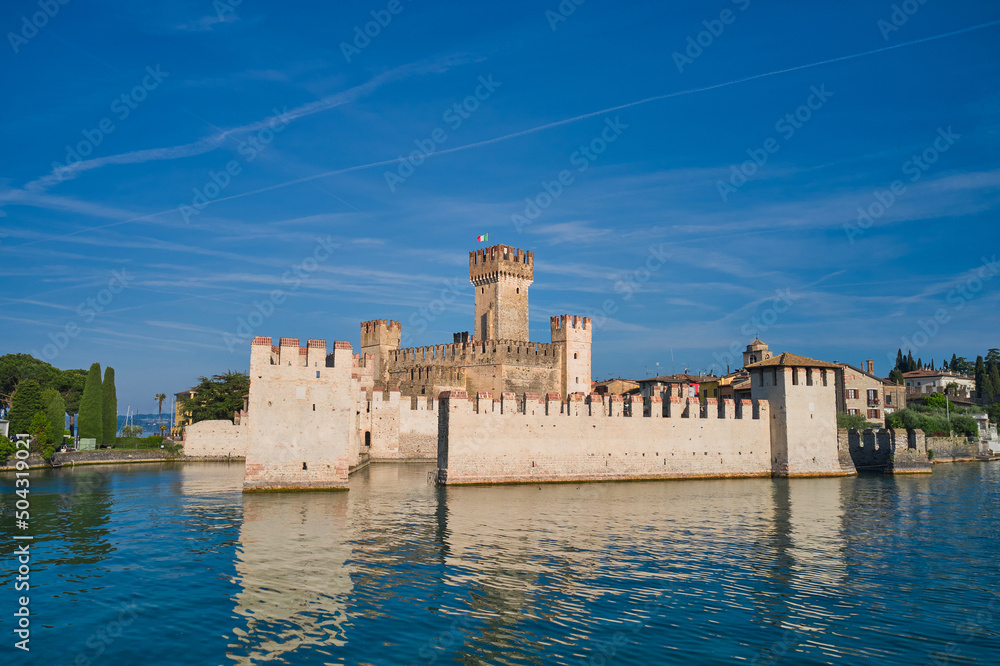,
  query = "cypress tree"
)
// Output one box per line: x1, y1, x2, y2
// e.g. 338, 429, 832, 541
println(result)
895, 349, 904, 372
906, 351, 915, 372
78, 363, 103, 441
950, 353, 958, 372
102, 367, 117, 446
46, 392, 66, 447
974, 355, 986, 393
917, 357, 923, 370
8, 379, 44, 435
989, 365, 1000, 401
